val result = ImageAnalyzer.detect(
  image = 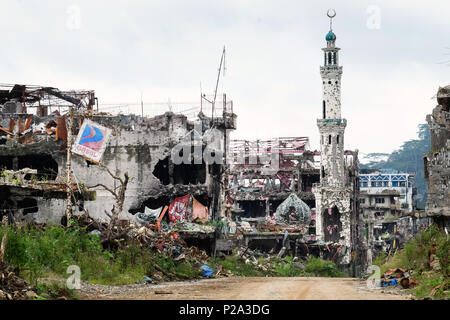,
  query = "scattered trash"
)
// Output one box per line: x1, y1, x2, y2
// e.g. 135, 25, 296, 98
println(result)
143, 276, 153, 283
89, 230, 102, 236
200, 265, 214, 278
381, 268, 418, 289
